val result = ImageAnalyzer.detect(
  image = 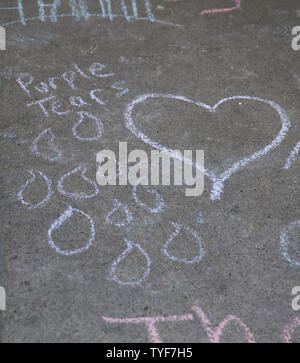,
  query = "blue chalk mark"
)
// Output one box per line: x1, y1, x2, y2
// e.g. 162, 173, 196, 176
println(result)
0, 0, 183, 28
197, 212, 205, 224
